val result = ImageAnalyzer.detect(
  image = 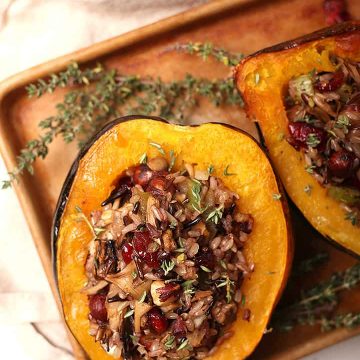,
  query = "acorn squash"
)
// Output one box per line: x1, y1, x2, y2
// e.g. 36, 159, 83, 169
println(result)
235, 22, 360, 256
52, 116, 292, 359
